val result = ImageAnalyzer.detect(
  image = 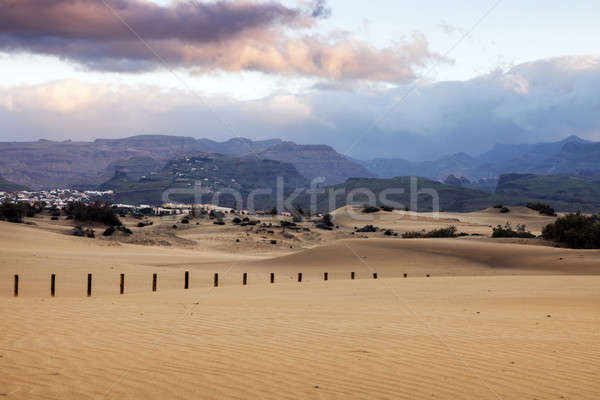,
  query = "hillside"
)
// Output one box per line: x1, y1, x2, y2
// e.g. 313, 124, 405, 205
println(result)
291, 176, 497, 213
257, 142, 373, 184
0, 175, 28, 192
362, 135, 599, 181
495, 173, 600, 212
0, 135, 366, 189
101, 153, 309, 207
